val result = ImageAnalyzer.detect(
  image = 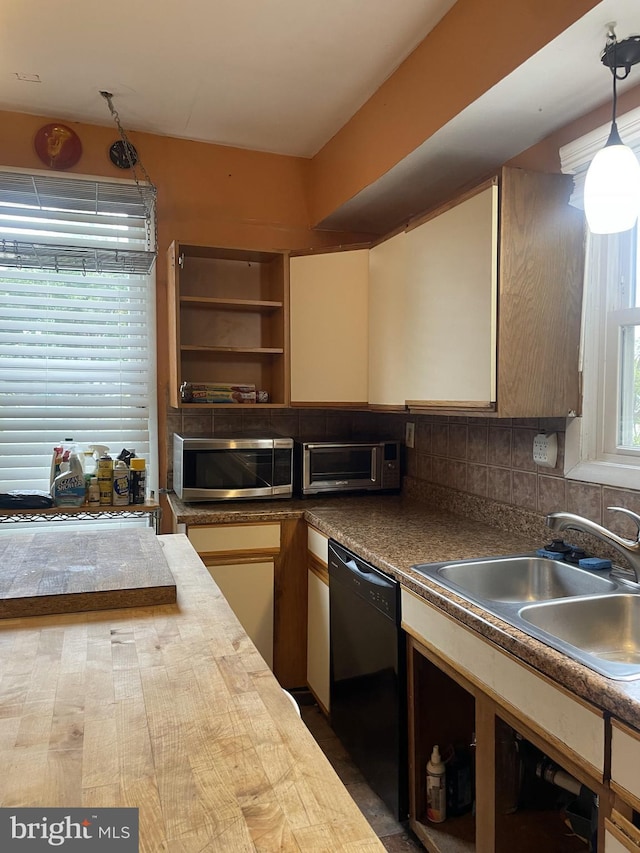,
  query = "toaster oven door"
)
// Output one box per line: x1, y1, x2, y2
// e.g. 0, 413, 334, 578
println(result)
304, 443, 379, 494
